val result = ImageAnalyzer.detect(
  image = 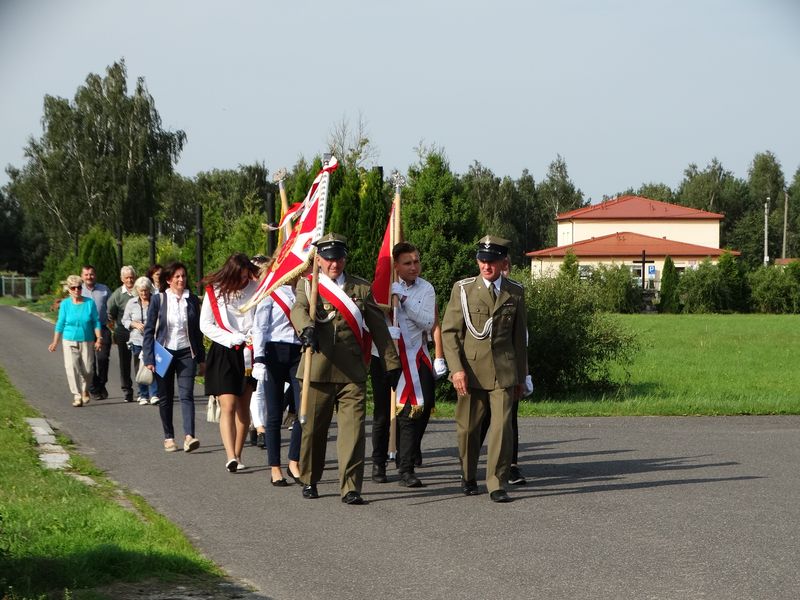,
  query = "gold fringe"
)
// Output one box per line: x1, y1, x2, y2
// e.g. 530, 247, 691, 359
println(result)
396, 403, 425, 419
